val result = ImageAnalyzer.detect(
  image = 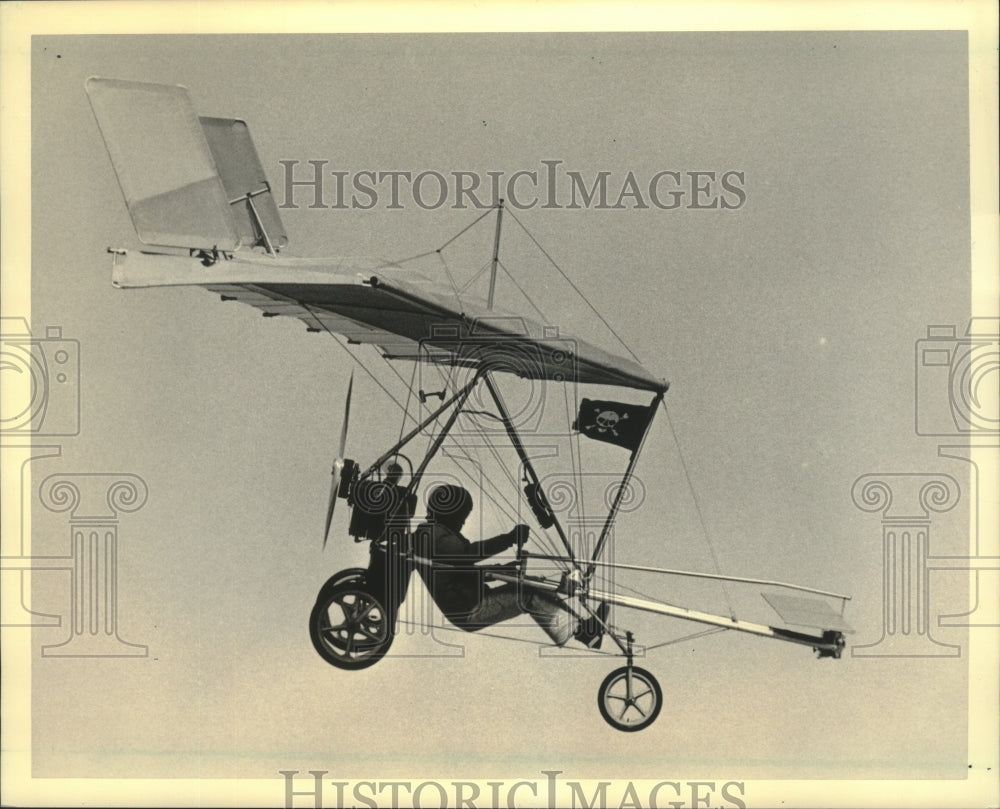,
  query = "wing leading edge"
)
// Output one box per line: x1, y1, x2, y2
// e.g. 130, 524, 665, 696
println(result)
91, 75, 666, 393
111, 250, 667, 392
